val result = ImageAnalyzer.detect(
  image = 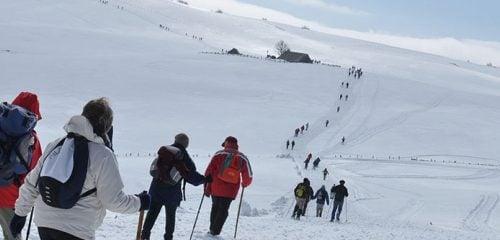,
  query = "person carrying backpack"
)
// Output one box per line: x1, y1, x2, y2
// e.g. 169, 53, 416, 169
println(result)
304, 153, 312, 169
330, 180, 349, 222
286, 140, 290, 149
10, 98, 150, 240
322, 168, 329, 180
0, 92, 43, 240
204, 136, 252, 236
313, 186, 329, 217
291, 178, 313, 220
141, 134, 210, 240
312, 157, 321, 170
291, 140, 295, 150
